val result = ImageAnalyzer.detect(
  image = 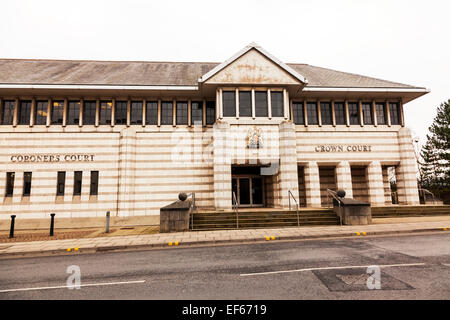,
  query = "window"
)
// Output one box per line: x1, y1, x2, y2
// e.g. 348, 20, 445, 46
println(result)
73, 171, 82, 196
320, 102, 332, 125
271, 91, 284, 117
99, 101, 112, 125
90, 171, 99, 196
362, 103, 373, 125
334, 102, 346, 125
51, 101, 64, 125
161, 101, 173, 125
292, 102, 304, 125
255, 91, 268, 117
115, 101, 127, 125
67, 101, 80, 125
222, 91, 236, 117
191, 101, 203, 125
56, 171, 65, 196
348, 102, 359, 125
306, 102, 318, 125
176, 101, 188, 125
1, 100, 15, 125
5, 172, 15, 197
130, 101, 142, 125
376, 102, 386, 125
239, 91, 252, 117
23, 172, 32, 196
34, 101, 48, 125
206, 101, 215, 125
83, 101, 96, 125
146, 101, 158, 125
389, 102, 401, 125
18, 100, 32, 125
